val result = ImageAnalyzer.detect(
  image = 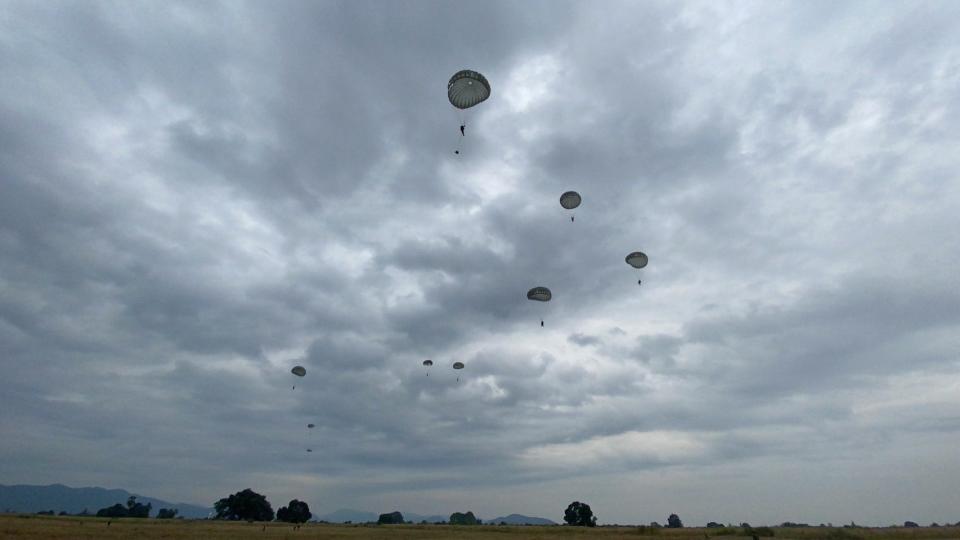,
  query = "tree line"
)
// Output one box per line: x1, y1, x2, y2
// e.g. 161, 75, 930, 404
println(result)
22, 489, 960, 528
